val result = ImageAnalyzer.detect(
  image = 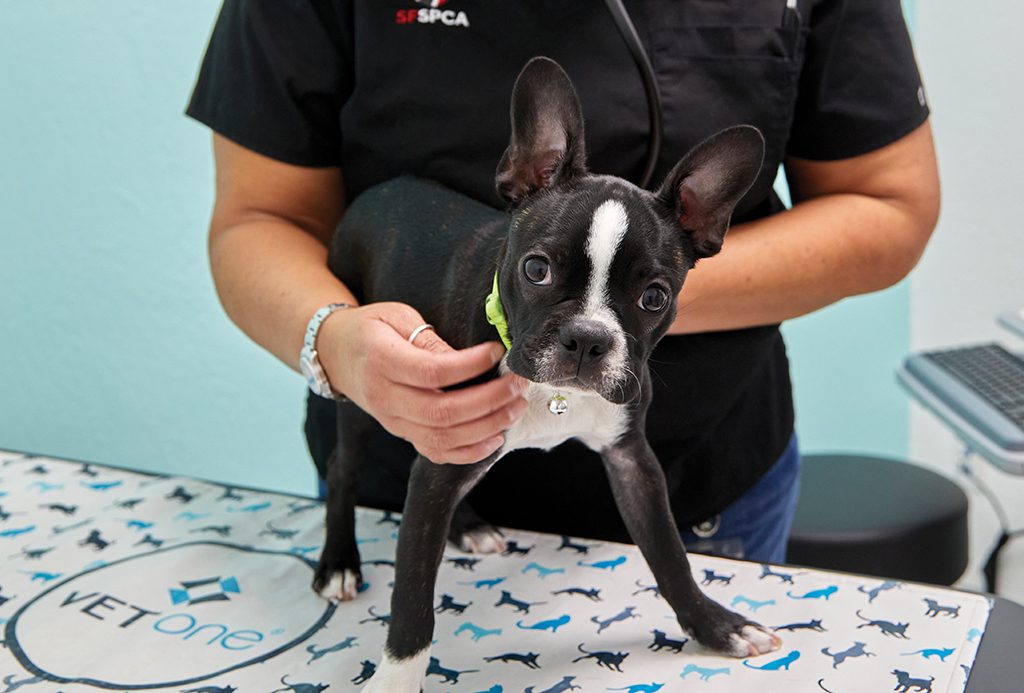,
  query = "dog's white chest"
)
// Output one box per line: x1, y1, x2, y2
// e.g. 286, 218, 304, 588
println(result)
498, 381, 628, 458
